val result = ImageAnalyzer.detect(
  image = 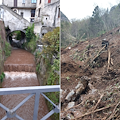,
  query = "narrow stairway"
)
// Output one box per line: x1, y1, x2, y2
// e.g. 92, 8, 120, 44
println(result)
0, 48, 51, 120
